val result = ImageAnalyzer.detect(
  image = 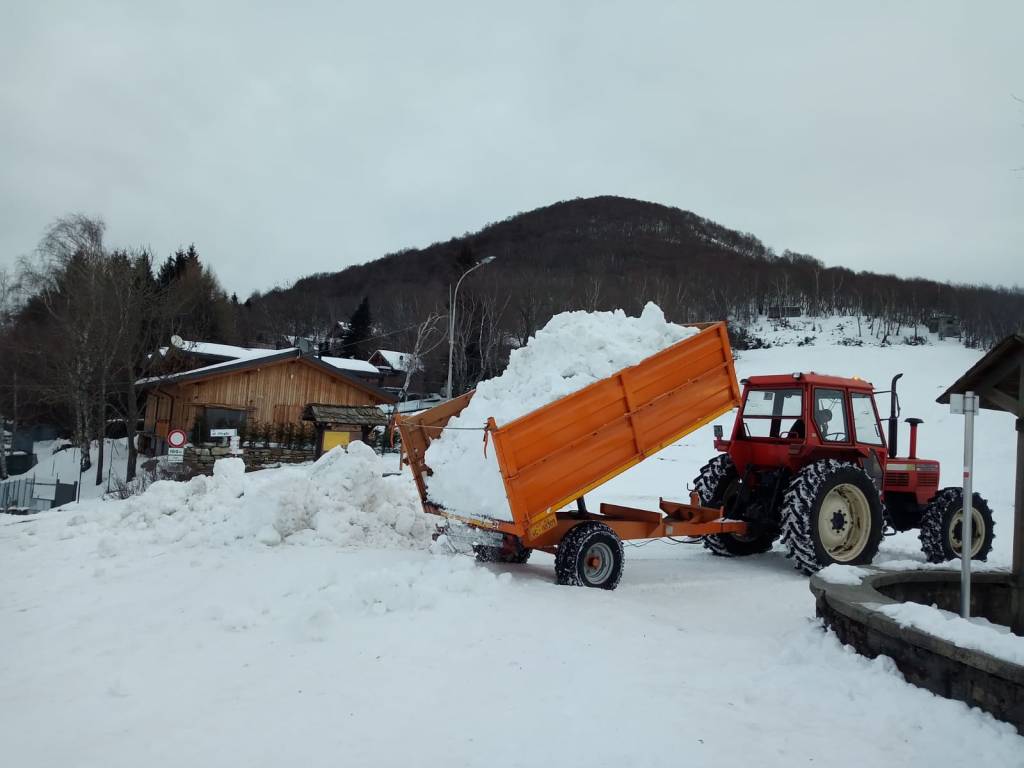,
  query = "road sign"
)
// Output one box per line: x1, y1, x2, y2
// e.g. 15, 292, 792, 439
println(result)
949, 393, 979, 415
167, 447, 185, 464
167, 429, 187, 449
